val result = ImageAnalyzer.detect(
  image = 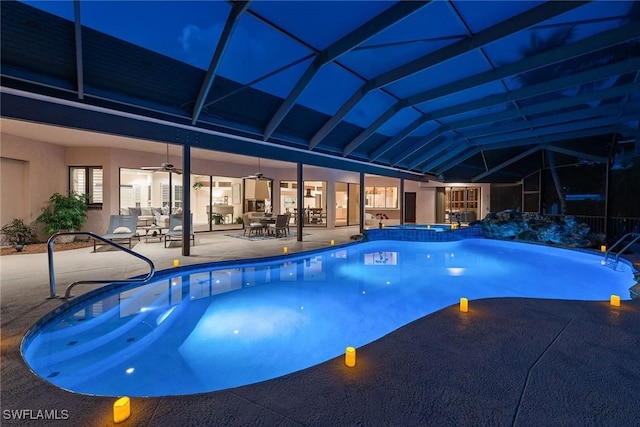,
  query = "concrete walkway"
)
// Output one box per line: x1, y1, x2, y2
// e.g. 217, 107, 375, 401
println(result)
1, 228, 639, 426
